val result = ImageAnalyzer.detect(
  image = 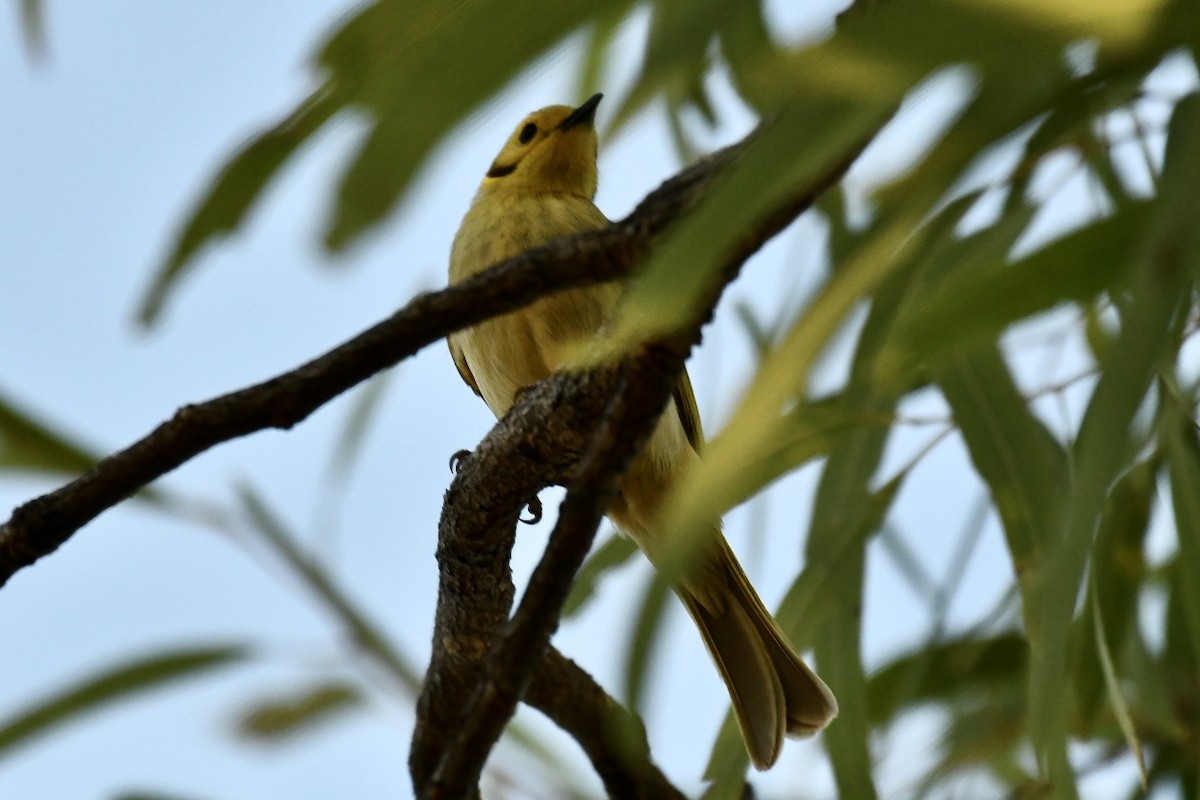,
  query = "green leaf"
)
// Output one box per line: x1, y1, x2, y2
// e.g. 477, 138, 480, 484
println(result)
324, 372, 393, 487
236, 681, 364, 741
1071, 455, 1156, 731
803, 477, 900, 800
573, 6, 628, 106
1149, 92, 1200, 285
1163, 394, 1200, 676
879, 203, 1149, 387
0, 391, 99, 476
622, 568, 672, 714
609, 0, 728, 133
937, 352, 1067, 581
1028, 253, 1182, 795
17, 0, 46, 59
112, 792, 213, 800
139, 90, 339, 324
1087, 573, 1147, 789
235, 486, 423, 694
1003, 71, 1147, 214
607, 102, 892, 357
655, 398, 872, 574
562, 532, 637, 618
867, 632, 1027, 727
924, 686, 1030, 793
1028, 84, 1200, 792
0, 646, 249, 759
716, 1, 775, 113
